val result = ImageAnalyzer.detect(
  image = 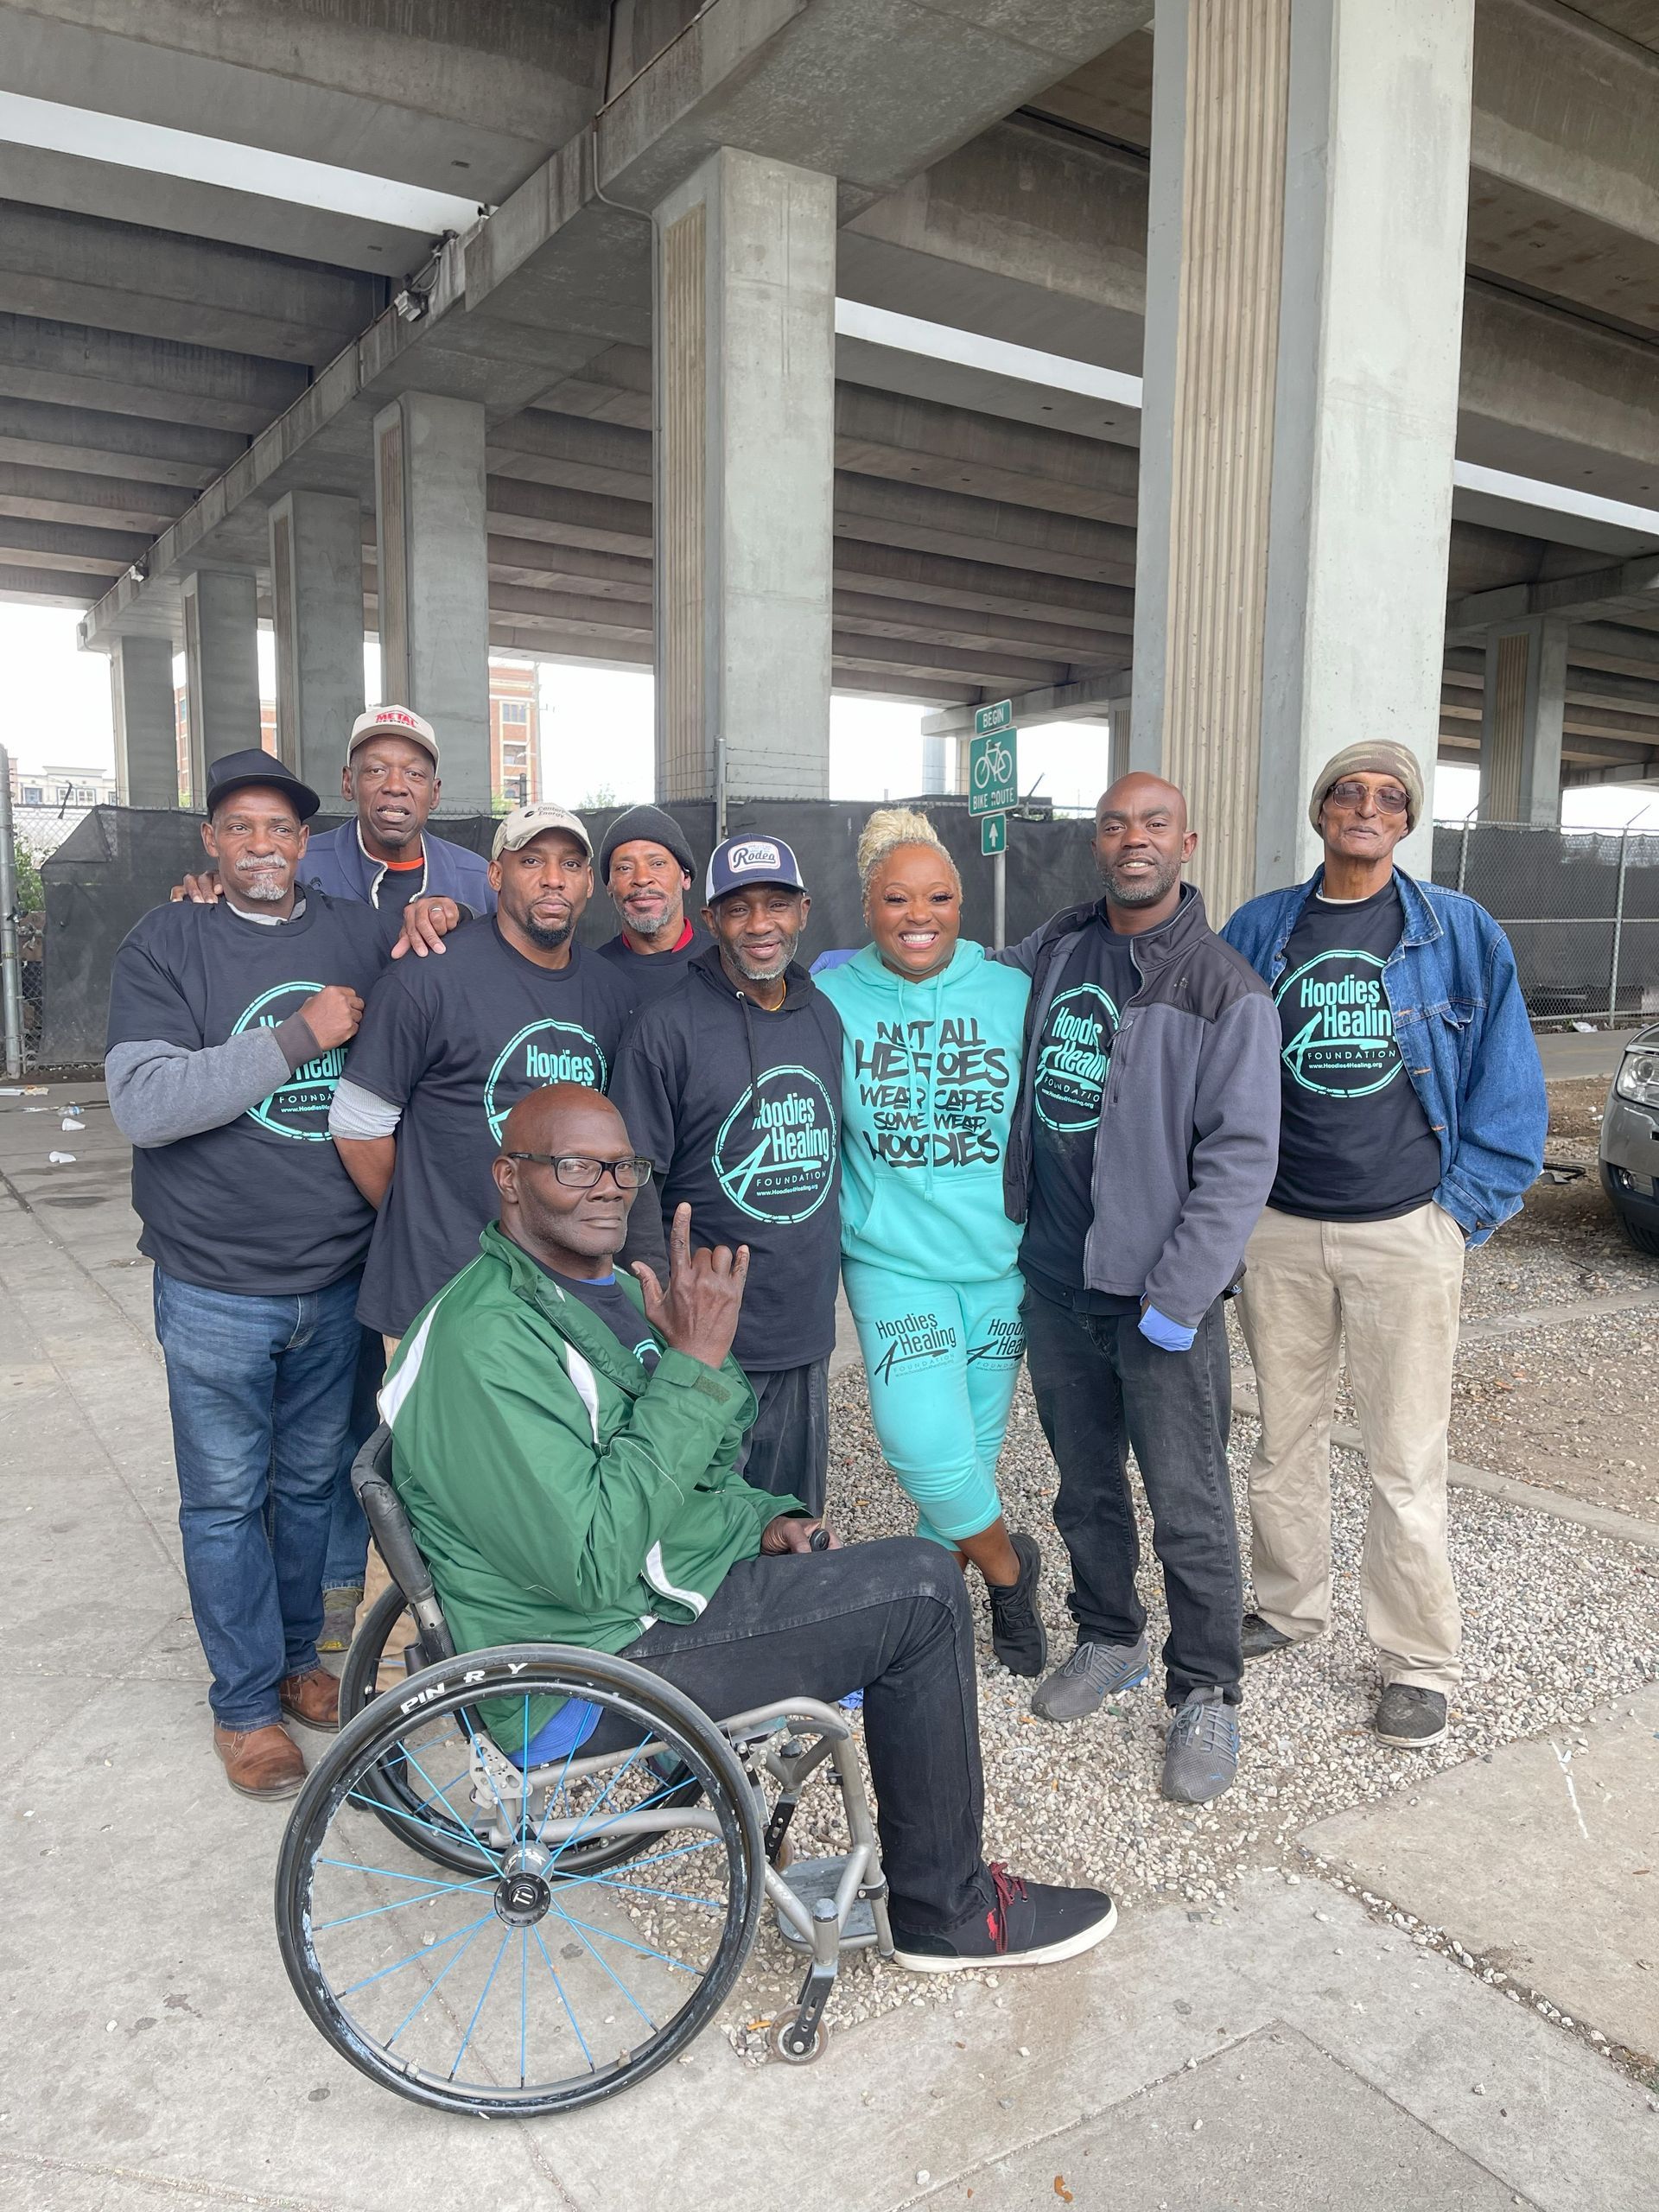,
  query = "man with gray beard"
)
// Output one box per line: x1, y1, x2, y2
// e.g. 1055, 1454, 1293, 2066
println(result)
999, 775, 1281, 1805
608, 835, 843, 1515
105, 751, 386, 1797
